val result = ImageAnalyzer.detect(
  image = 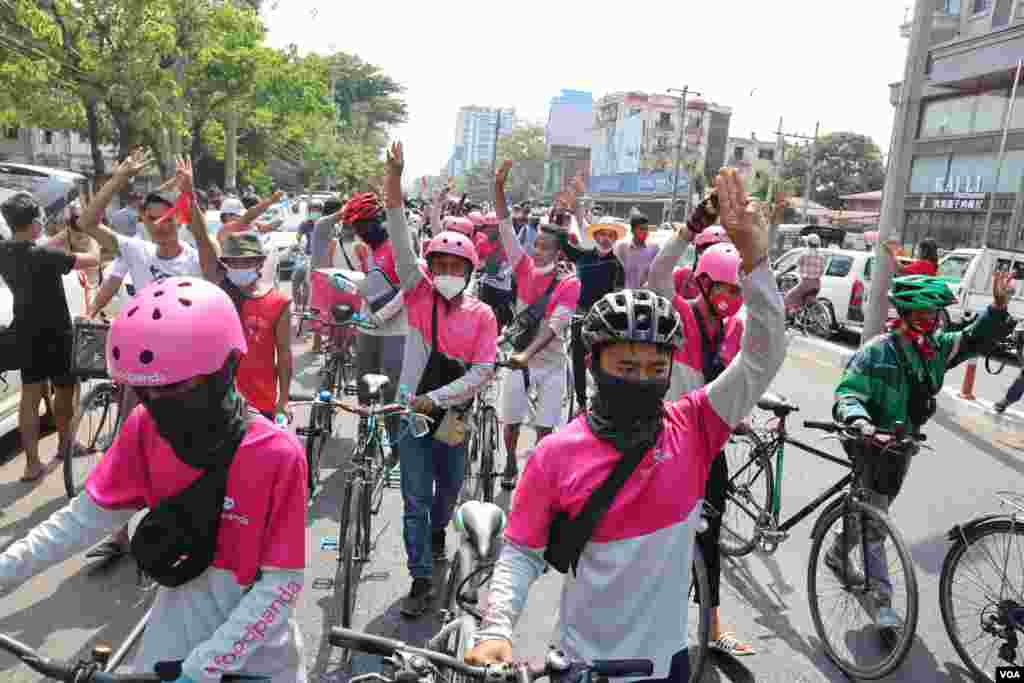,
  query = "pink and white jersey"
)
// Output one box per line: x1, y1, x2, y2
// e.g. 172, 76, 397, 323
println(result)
385, 208, 498, 409
501, 218, 581, 367
474, 261, 788, 679
669, 297, 744, 400
0, 410, 308, 682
